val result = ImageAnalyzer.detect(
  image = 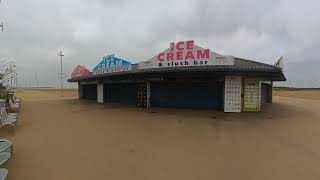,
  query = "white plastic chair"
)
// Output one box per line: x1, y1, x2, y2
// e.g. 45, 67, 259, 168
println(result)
13, 95, 21, 103
0, 108, 16, 128
0, 168, 8, 180
0, 108, 17, 119
8, 99, 19, 110
0, 152, 10, 167
0, 140, 13, 154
